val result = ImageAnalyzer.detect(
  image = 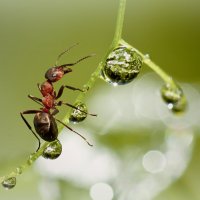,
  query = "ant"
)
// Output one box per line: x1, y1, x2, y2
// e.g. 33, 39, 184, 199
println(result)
20, 44, 96, 152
